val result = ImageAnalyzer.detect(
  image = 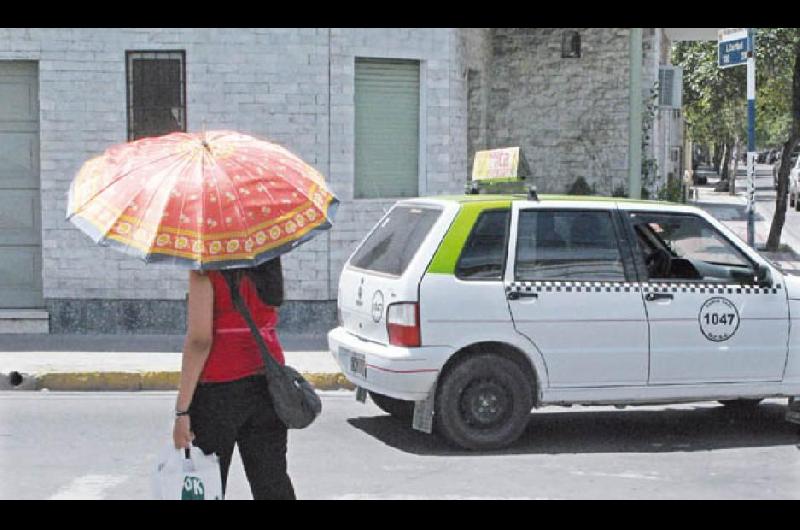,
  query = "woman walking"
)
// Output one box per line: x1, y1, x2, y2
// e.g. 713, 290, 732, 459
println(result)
172, 257, 296, 500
